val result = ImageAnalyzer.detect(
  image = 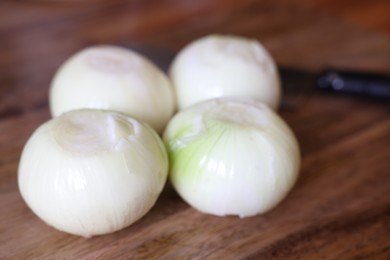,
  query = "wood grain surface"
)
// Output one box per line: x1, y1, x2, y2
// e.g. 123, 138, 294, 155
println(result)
1, 0, 389, 259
